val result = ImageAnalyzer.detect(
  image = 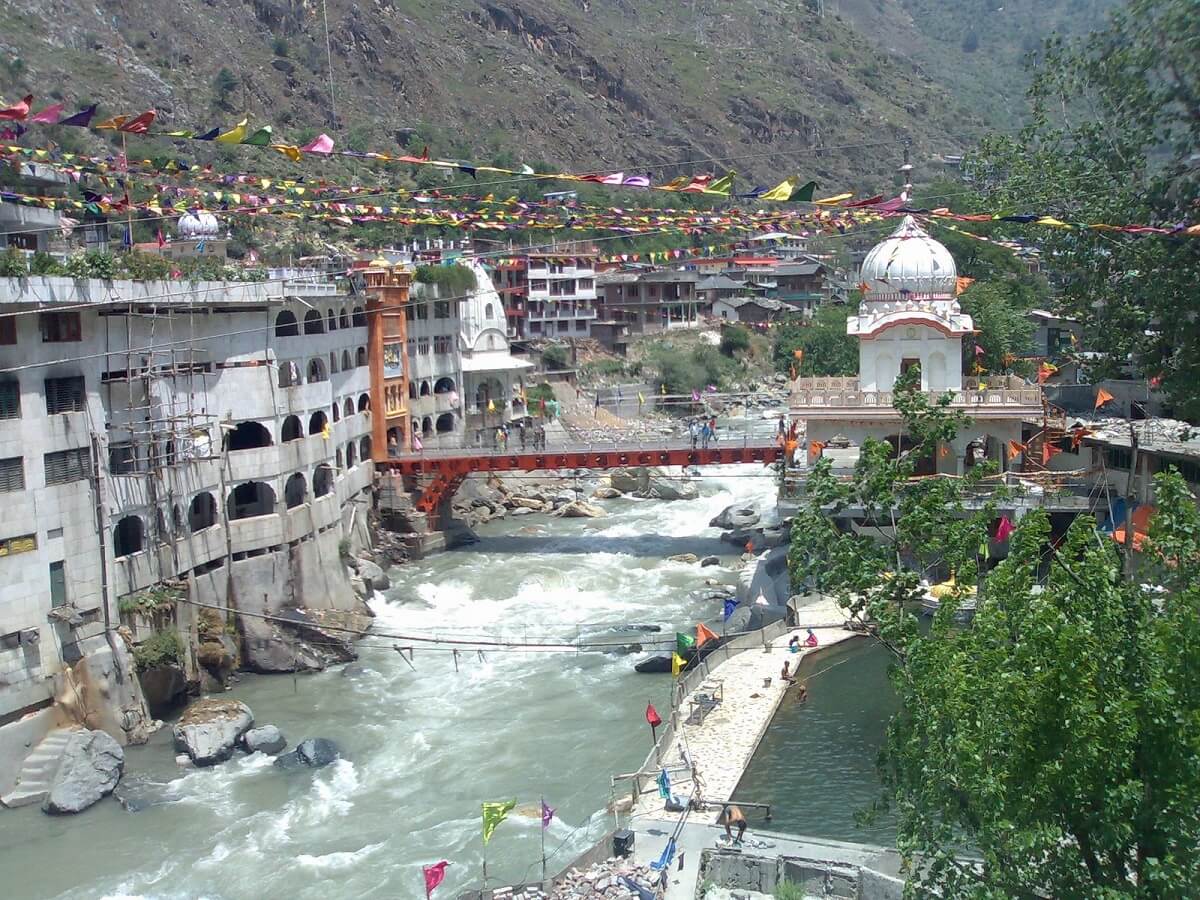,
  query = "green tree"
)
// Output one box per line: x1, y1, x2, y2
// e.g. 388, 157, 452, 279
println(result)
958, 280, 1037, 377
772, 304, 858, 376
719, 324, 752, 357
788, 371, 1200, 896
970, 0, 1200, 416
212, 67, 239, 110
